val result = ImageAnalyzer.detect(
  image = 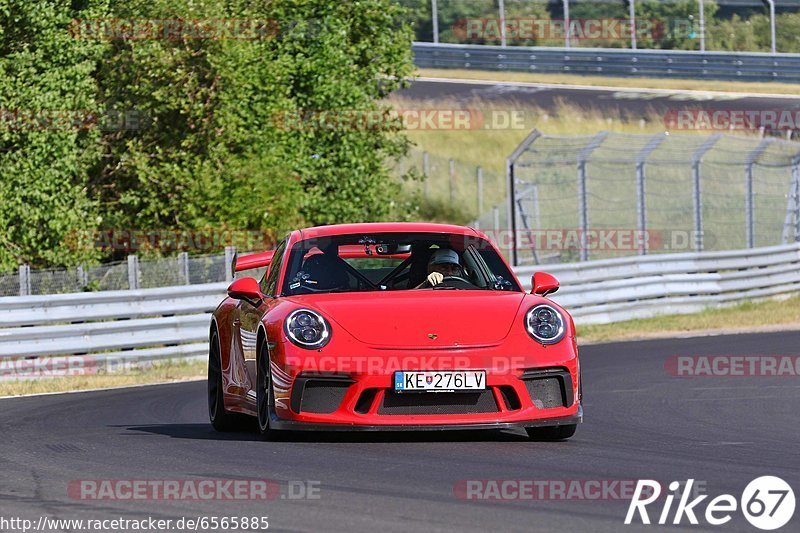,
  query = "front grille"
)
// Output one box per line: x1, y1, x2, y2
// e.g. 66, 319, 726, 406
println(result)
291, 375, 353, 414
378, 389, 498, 415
